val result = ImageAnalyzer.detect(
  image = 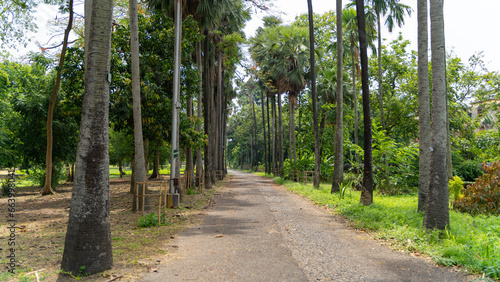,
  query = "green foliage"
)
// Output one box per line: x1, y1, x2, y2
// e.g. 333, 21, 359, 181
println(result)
454, 160, 484, 182
371, 122, 419, 194
448, 176, 464, 202
453, 162, 500, 216
138, 212, 159, 228
32, 164, 64, 189
282, 155, 314, 180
